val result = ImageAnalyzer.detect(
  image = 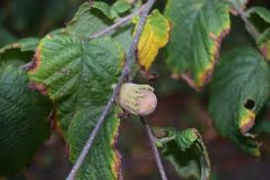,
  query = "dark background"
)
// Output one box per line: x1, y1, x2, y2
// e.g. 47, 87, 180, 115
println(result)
1, 0, 270, 179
